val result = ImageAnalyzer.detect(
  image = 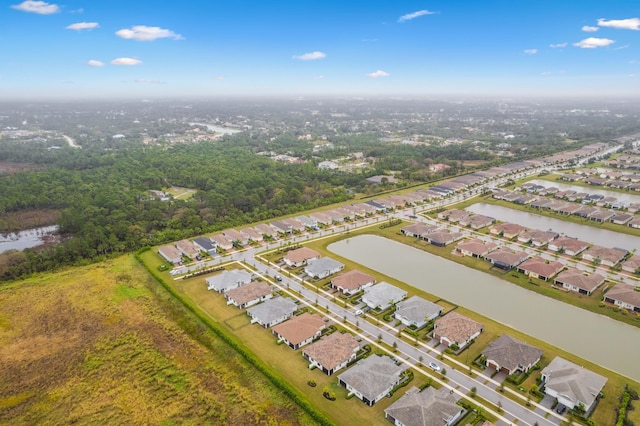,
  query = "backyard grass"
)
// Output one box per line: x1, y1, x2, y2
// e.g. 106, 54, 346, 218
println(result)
156, 256, 405, 426
0, 255, 313, 426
